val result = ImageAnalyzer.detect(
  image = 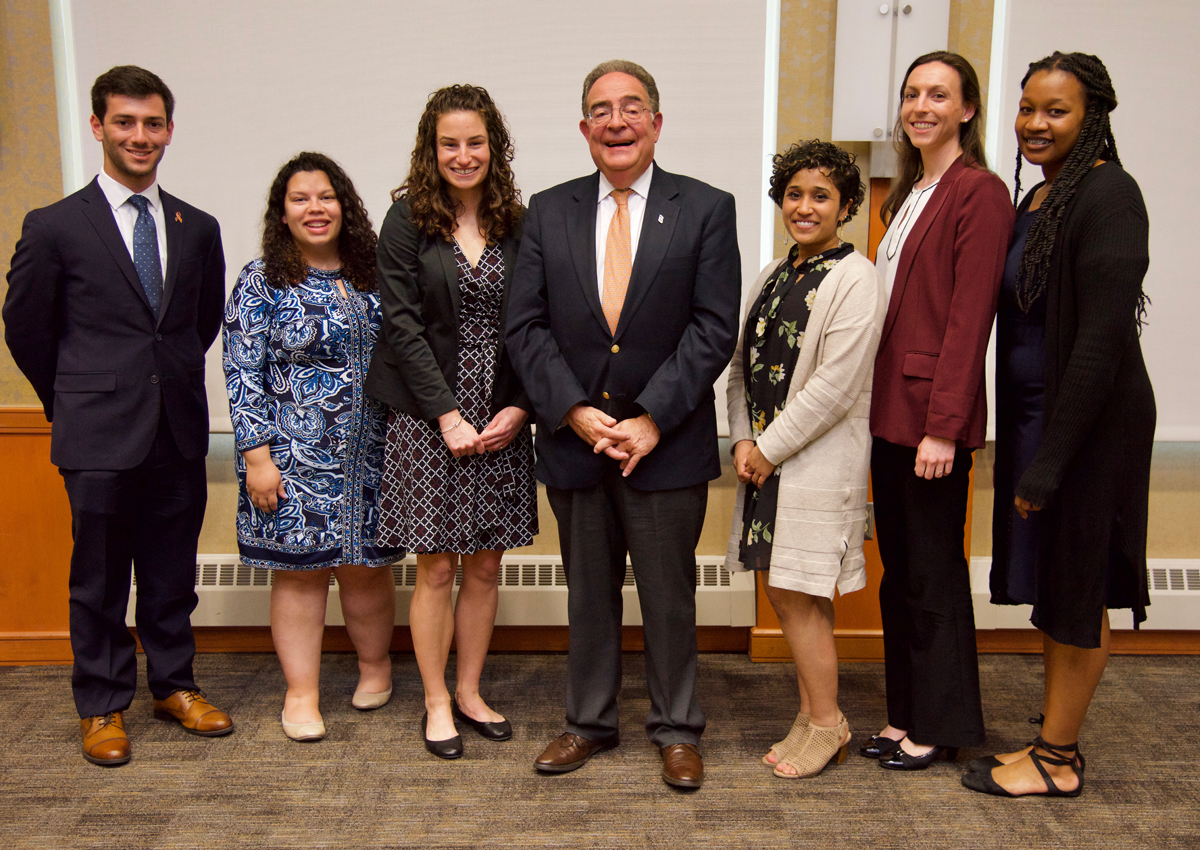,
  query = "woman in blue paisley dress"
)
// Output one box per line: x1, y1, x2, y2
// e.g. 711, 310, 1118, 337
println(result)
223, 152, 402, 742
366, 85, 536, 758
